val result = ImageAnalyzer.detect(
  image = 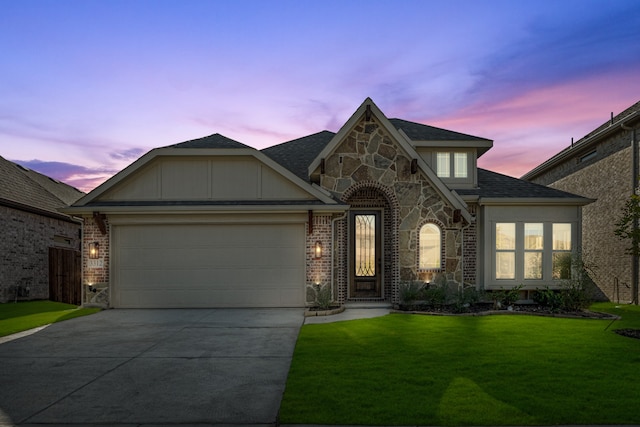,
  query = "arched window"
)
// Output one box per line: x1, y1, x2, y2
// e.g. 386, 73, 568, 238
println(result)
419, 223, 441, 270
